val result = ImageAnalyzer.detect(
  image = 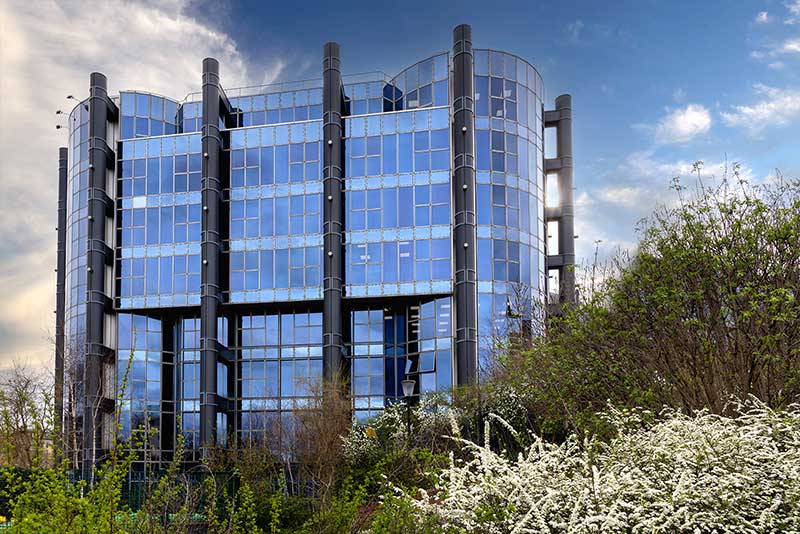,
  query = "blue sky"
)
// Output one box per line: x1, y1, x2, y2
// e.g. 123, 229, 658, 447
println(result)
1, 0, 799, 369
